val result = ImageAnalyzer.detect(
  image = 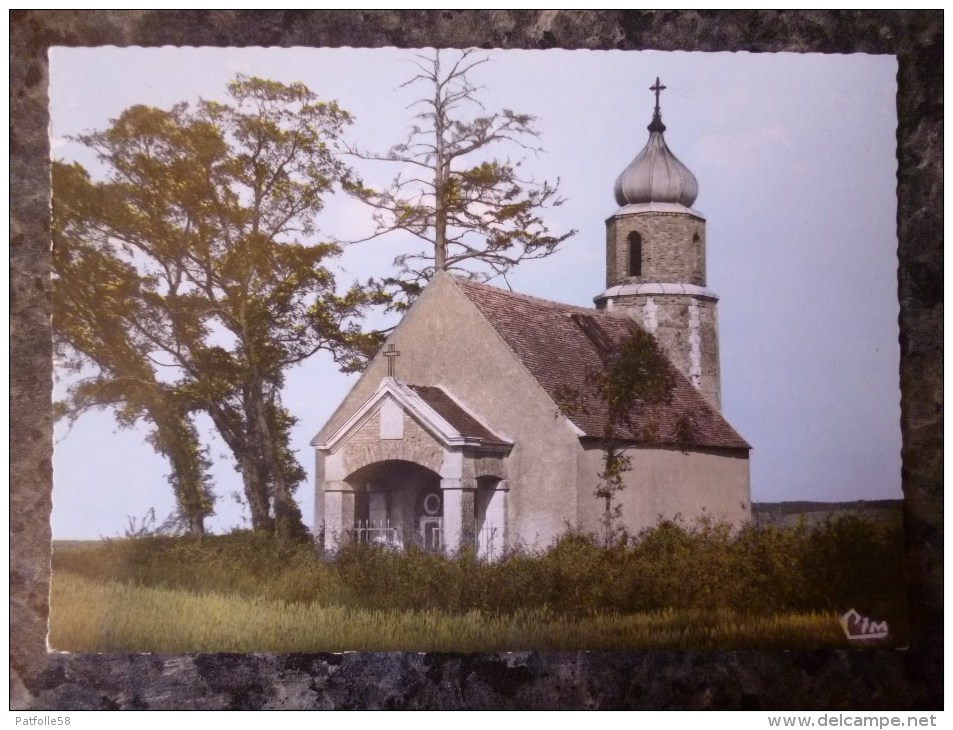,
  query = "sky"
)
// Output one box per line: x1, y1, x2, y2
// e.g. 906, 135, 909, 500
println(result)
49, 47, 901, 539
